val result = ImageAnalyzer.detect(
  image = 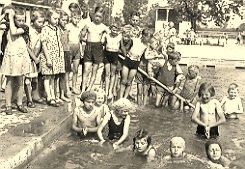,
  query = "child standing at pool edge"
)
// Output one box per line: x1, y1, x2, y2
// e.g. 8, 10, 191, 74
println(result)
192, 82, 226, 139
